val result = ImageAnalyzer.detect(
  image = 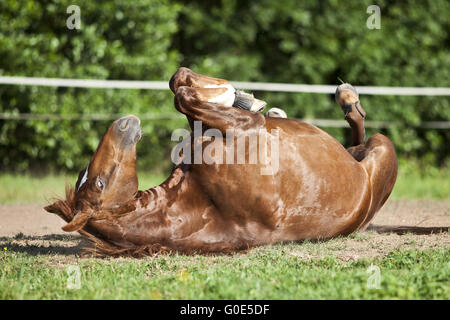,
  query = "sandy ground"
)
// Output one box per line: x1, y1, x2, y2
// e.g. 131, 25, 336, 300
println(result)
0, 204, 66, 237
0, 200, 448, 260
